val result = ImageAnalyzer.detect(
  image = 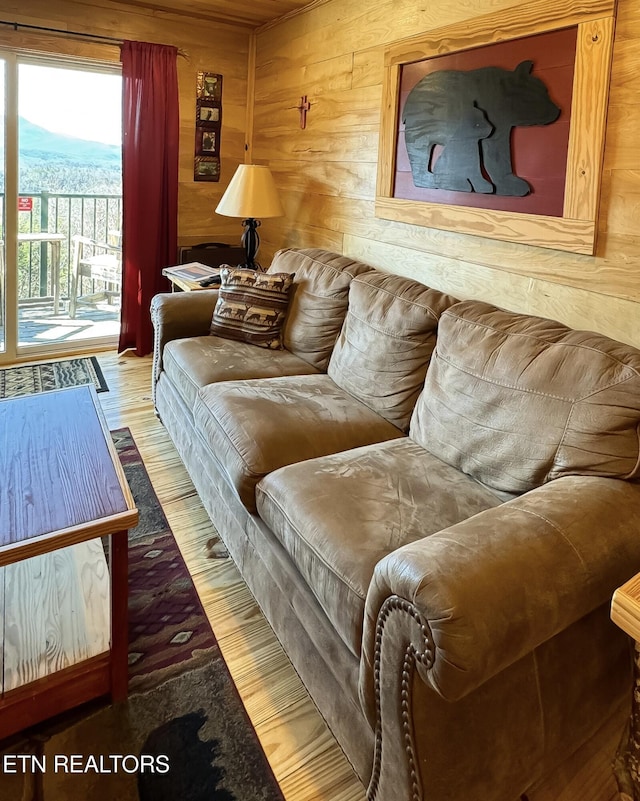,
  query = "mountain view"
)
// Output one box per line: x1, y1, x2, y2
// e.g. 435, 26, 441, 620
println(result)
2, 117, 122, 195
